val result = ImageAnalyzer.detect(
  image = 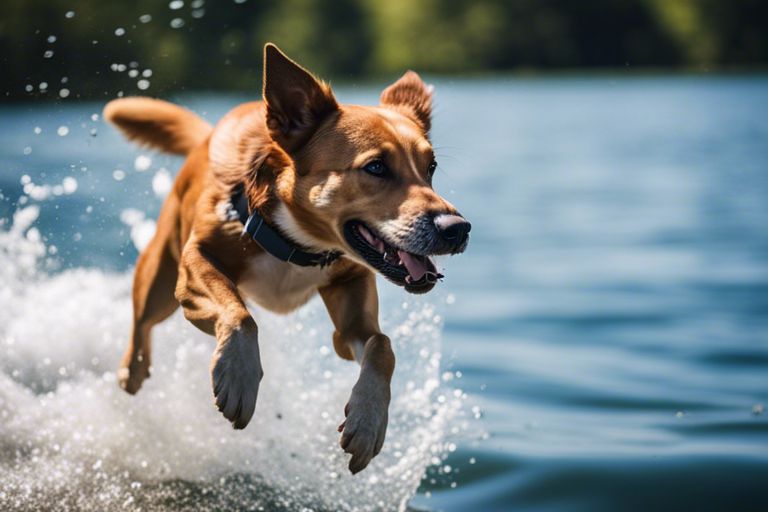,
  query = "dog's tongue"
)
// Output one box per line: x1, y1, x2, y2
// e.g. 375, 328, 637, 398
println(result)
398, 250, 428, 282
